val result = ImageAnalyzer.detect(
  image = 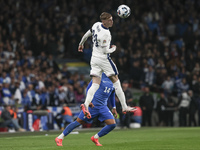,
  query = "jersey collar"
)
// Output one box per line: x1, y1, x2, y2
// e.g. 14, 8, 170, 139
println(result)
101, 24, 109, 30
